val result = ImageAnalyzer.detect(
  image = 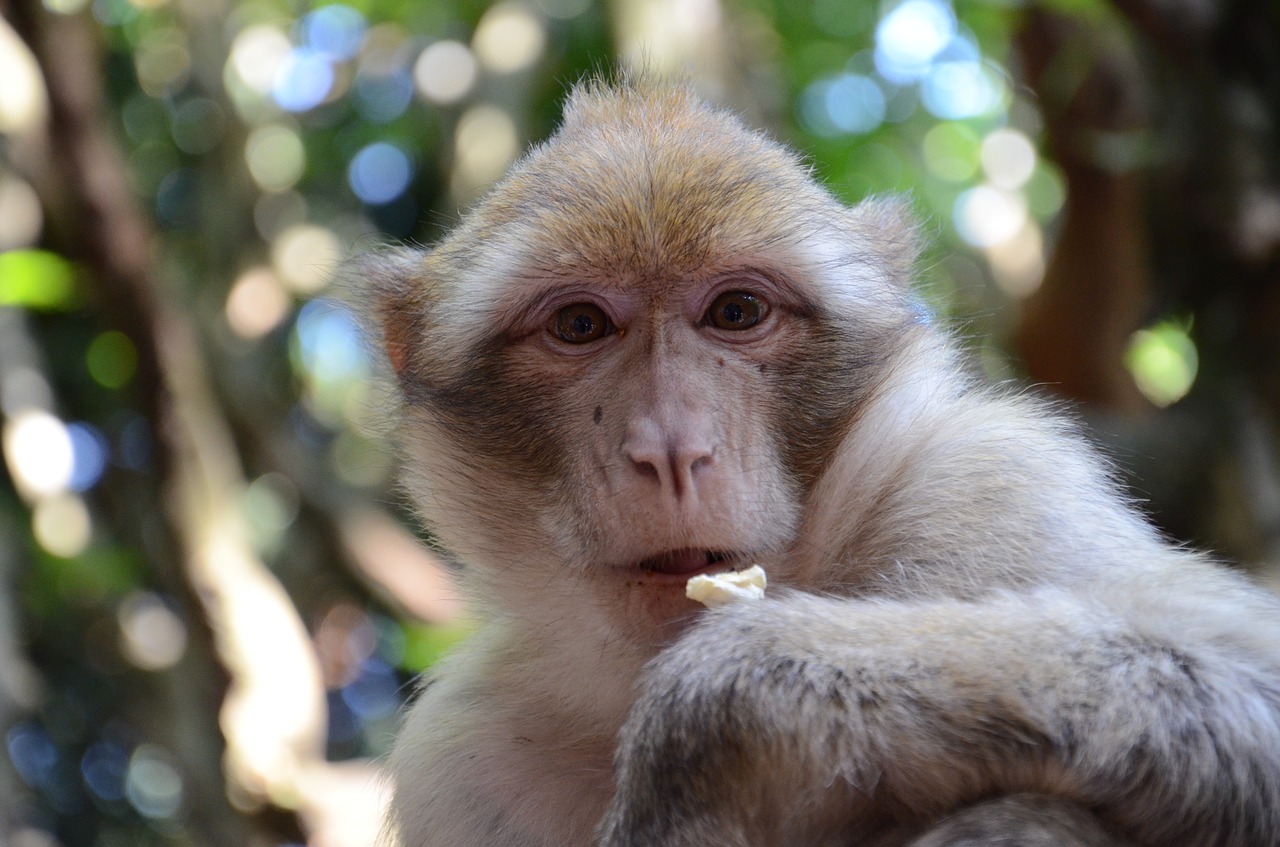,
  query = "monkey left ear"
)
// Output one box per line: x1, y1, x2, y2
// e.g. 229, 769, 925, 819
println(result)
849, 195, 923, 287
